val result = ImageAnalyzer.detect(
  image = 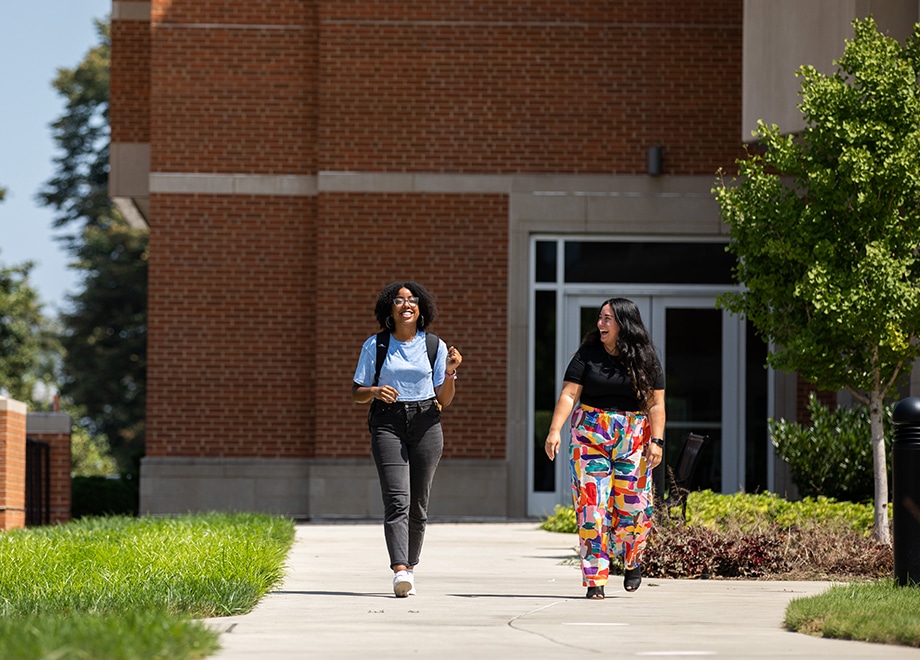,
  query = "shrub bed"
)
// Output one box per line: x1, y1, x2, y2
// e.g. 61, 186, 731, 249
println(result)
542, 490, 893, 580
